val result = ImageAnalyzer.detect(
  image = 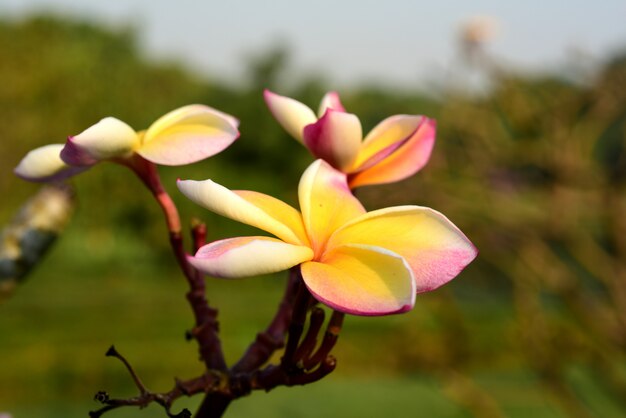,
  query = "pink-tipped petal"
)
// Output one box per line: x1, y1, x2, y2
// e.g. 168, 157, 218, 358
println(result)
328, 206, 477, 293
139, 105, 239, 166
60, 117, 139, 165
317, 91, 346, 116
301, 244, 416, 316
264, 89, 317, 143
348, 134, 408, 173
60, 137, 97, 166
15, 144, 89, 182
298, 160, 365, 255
177, 179, 307, 245
349, 116, 435, 188
303, 109, 362, 171
190, 237, 313, 278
